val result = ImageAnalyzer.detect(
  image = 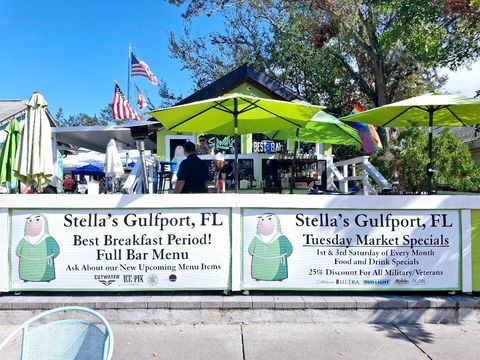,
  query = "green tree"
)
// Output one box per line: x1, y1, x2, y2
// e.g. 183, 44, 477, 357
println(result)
98, 104, 114, 124
55, 108, 65, 124
165, 0, 480, 146
57, 104, 130, 127
372, 127, 480, 193
58, 113, 108, 127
